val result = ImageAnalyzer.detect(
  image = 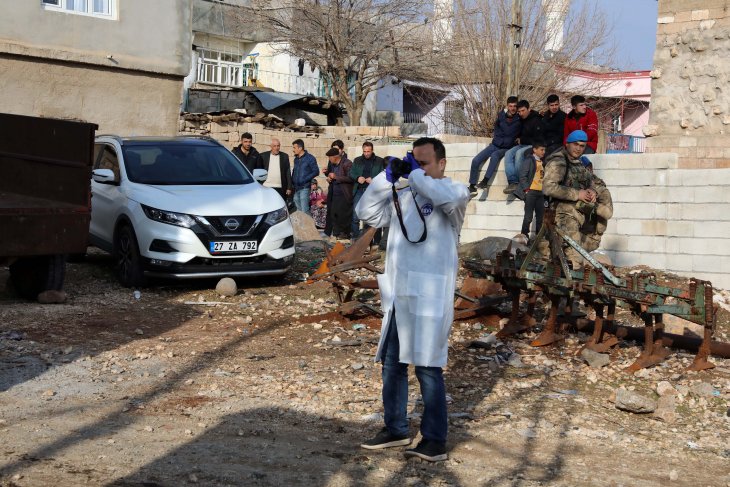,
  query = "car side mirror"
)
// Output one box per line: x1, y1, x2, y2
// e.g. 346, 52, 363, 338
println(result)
92, 168, 117, 184
252, 168, 268, 183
